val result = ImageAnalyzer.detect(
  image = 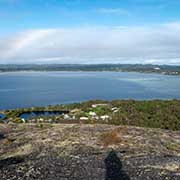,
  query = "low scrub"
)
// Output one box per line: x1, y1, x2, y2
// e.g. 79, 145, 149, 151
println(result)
100, 128, 127, 147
